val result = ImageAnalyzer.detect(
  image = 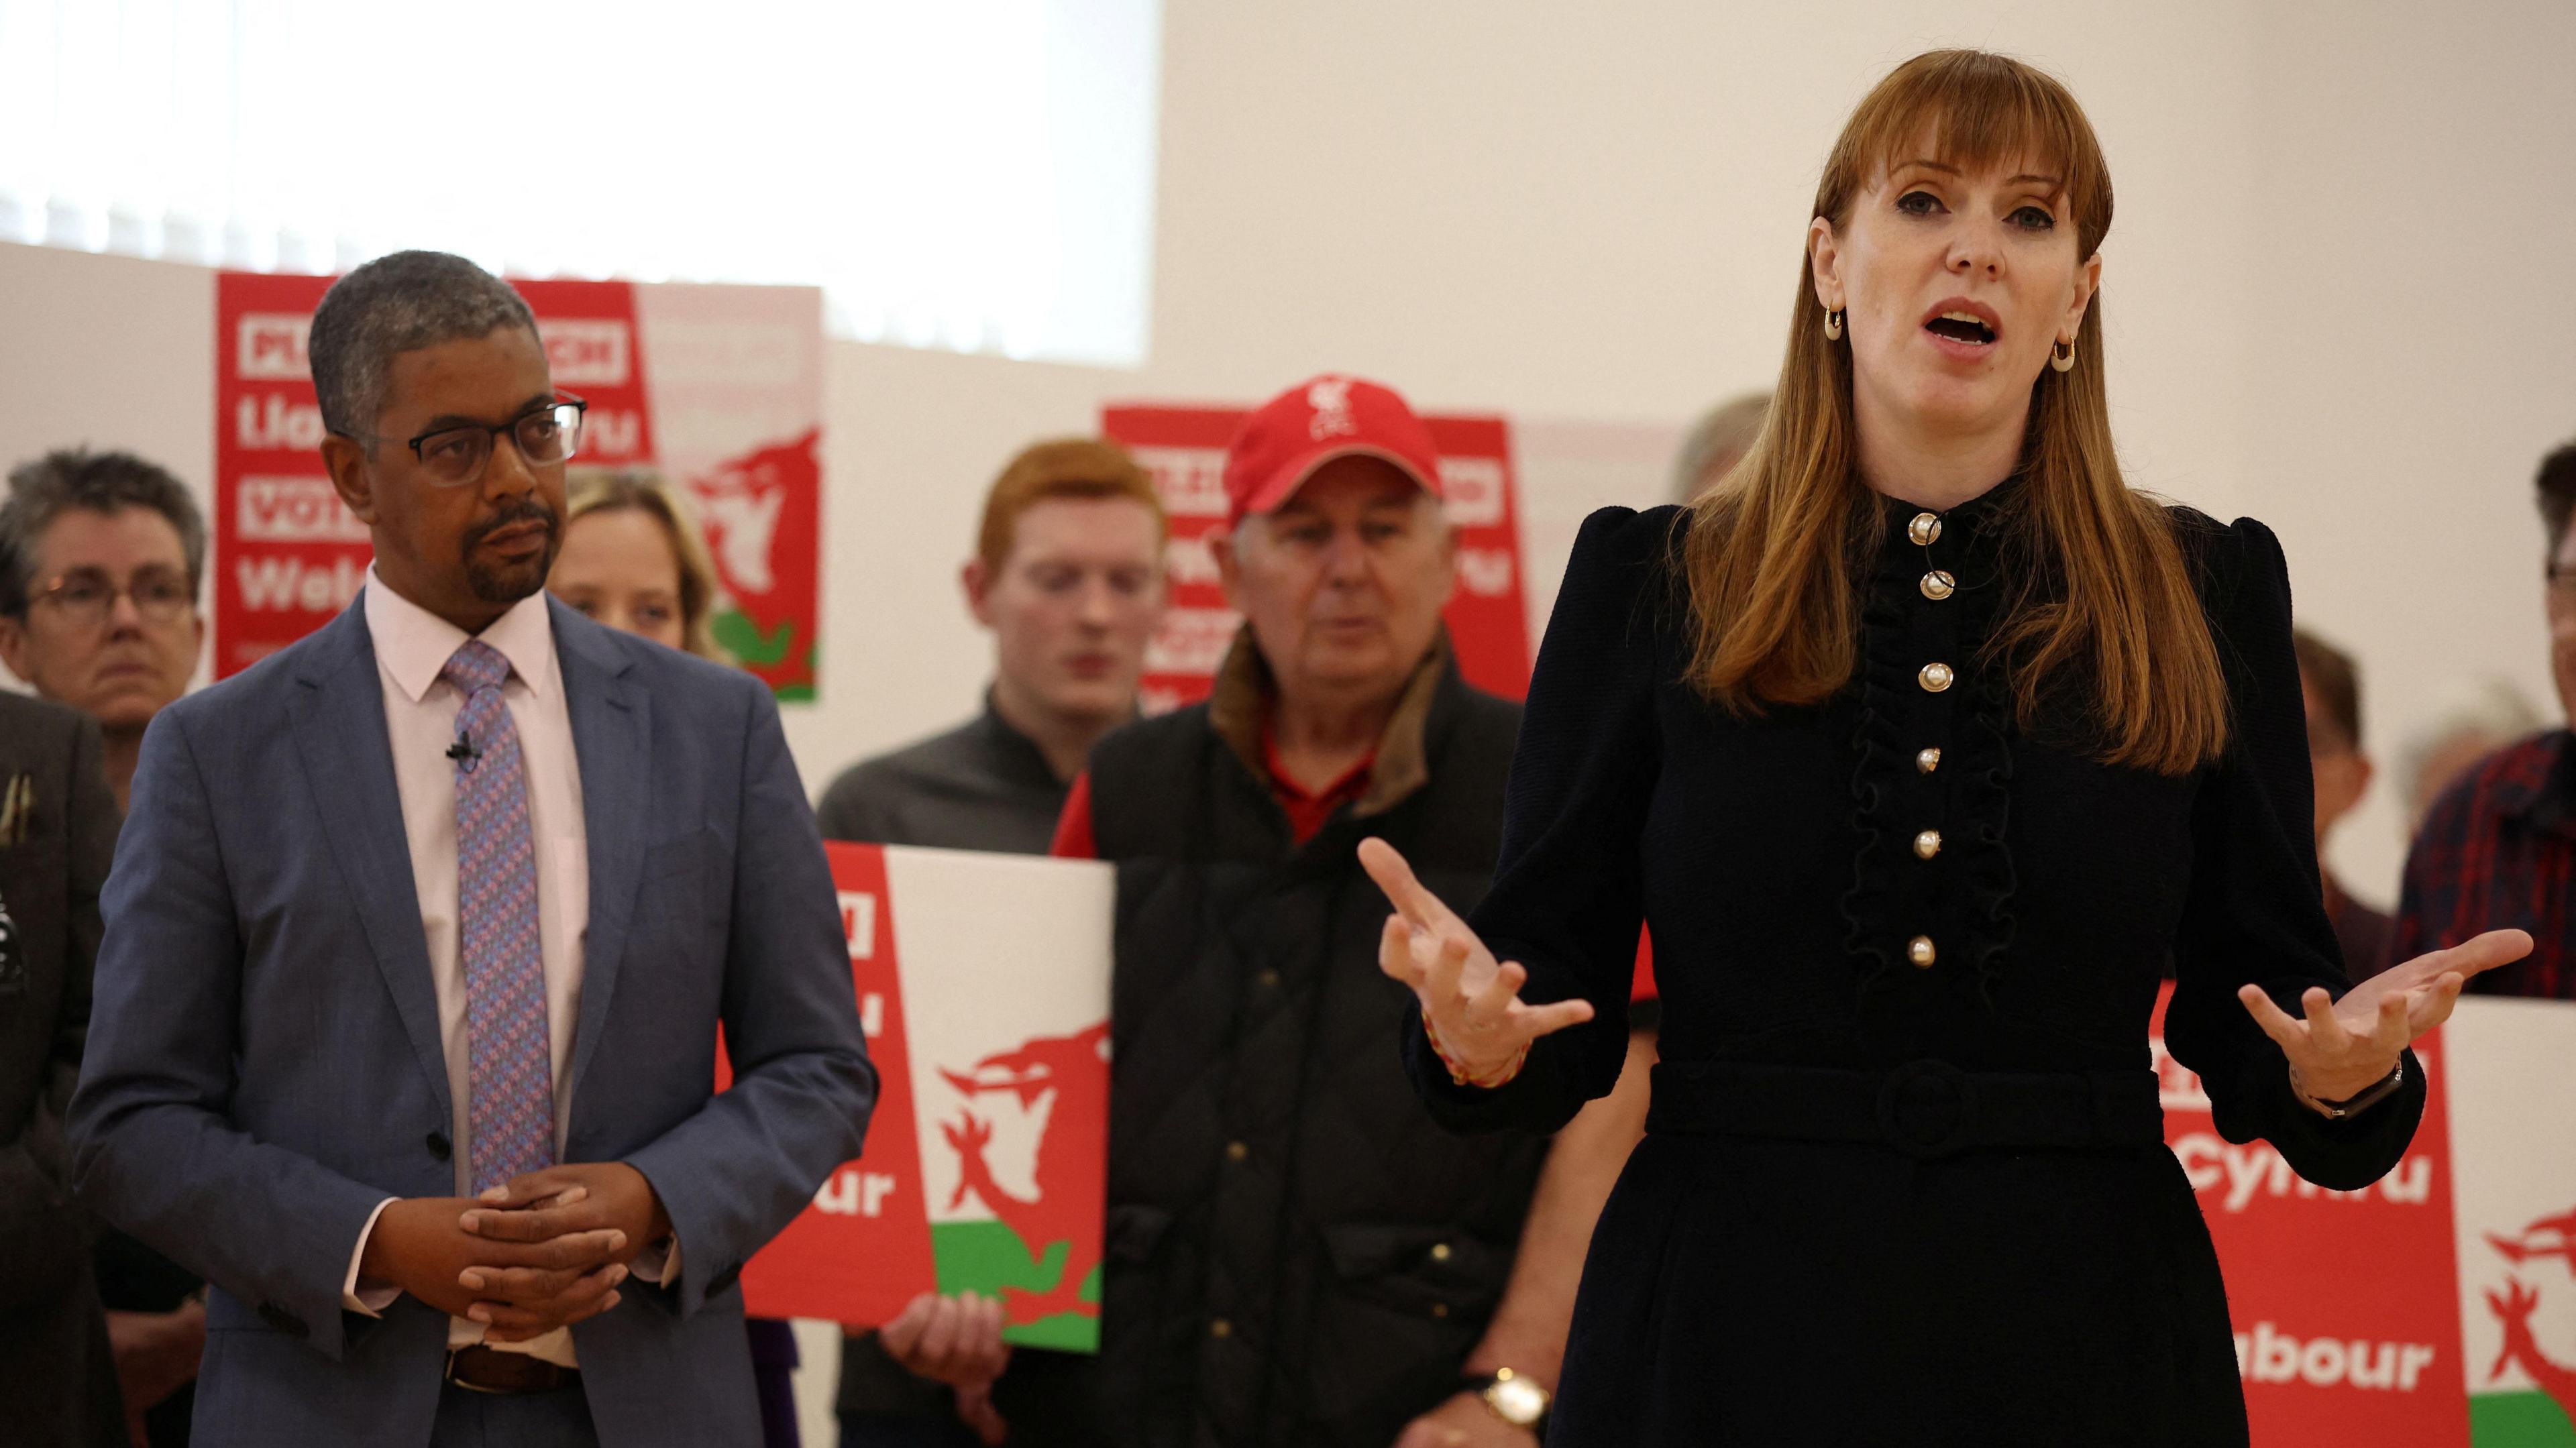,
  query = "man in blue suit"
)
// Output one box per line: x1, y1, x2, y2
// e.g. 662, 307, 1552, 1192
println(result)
68, 250, 875, 1447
